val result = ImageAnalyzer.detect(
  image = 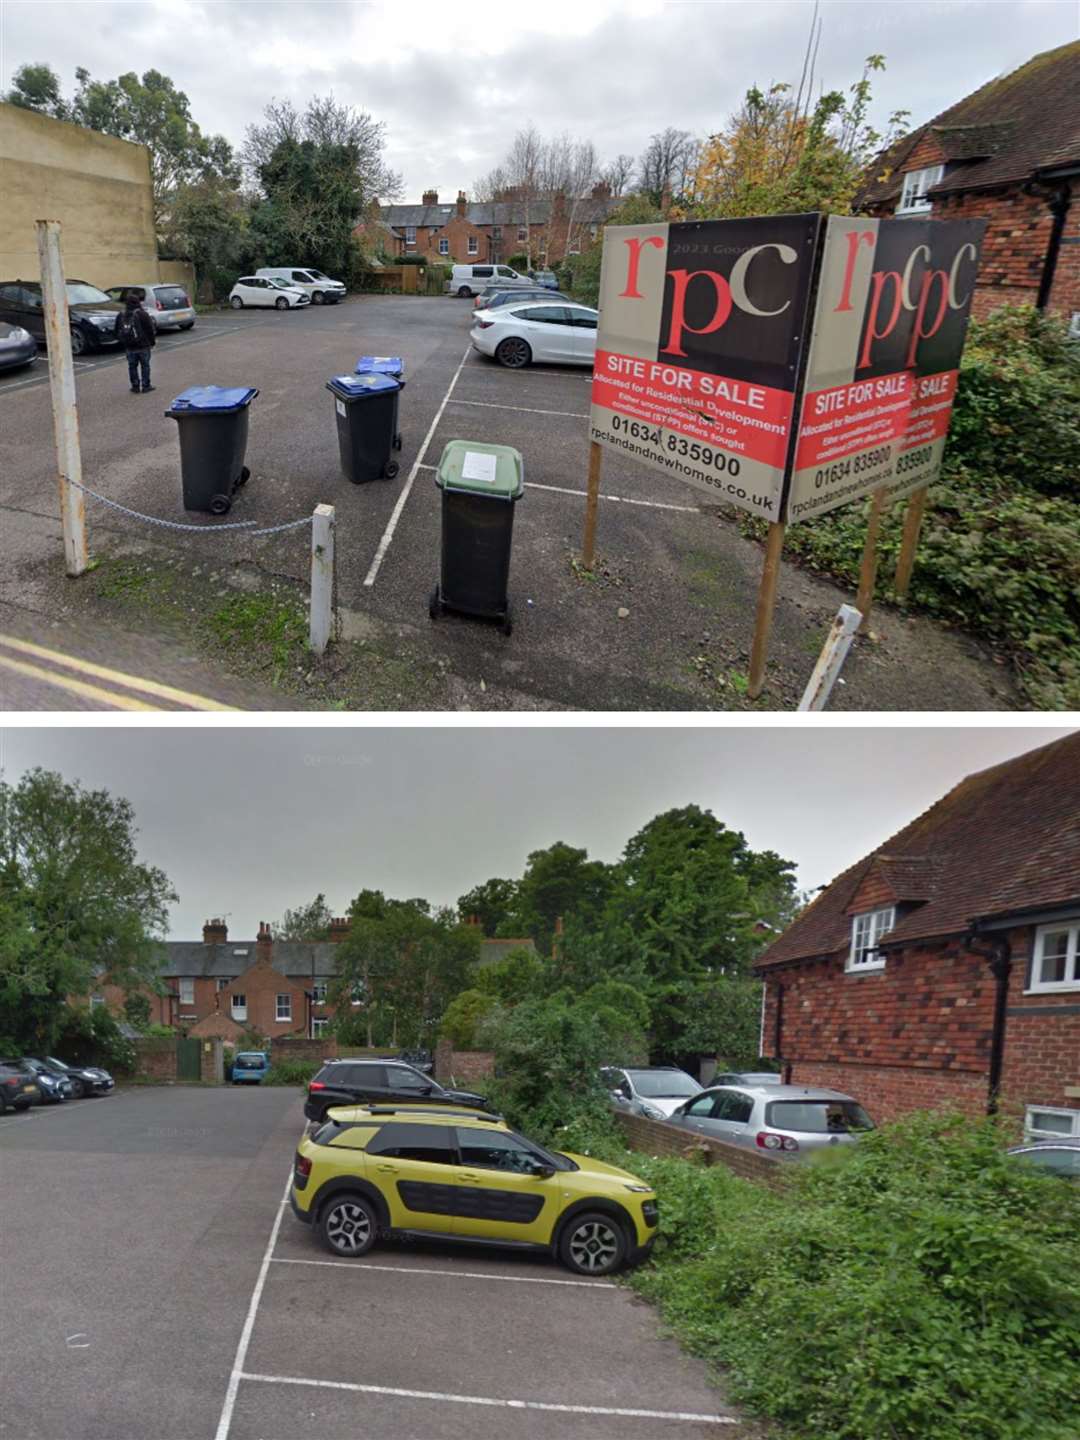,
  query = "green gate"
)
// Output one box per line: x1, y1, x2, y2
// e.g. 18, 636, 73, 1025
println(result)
176, 1036, 201, 1080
